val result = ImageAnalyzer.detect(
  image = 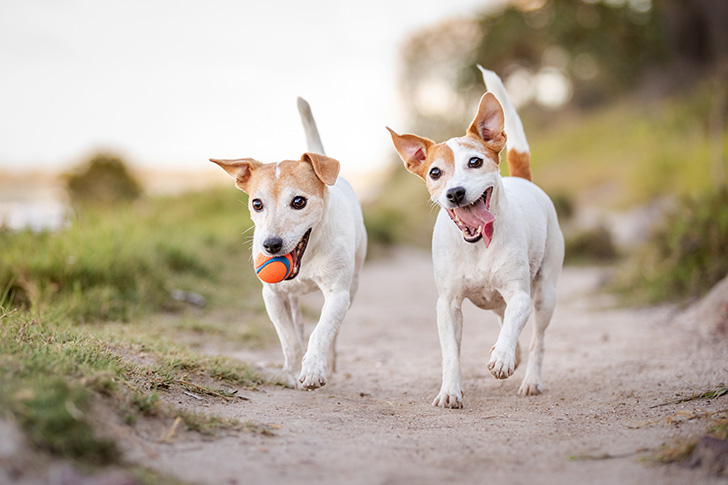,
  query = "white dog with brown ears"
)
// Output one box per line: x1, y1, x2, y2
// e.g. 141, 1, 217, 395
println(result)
211, 98, 367, 390
388, 67, 564, 408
